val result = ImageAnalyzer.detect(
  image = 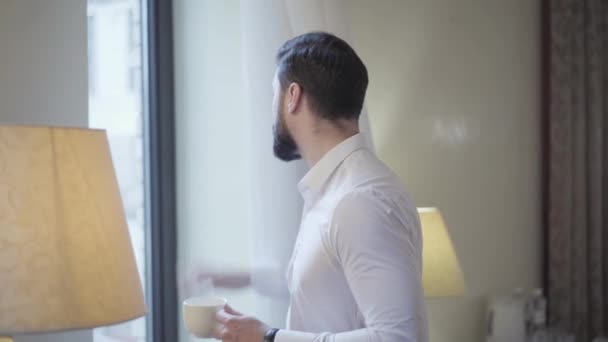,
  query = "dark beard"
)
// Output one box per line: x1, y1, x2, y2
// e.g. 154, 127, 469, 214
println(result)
273, 122, 301, 162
